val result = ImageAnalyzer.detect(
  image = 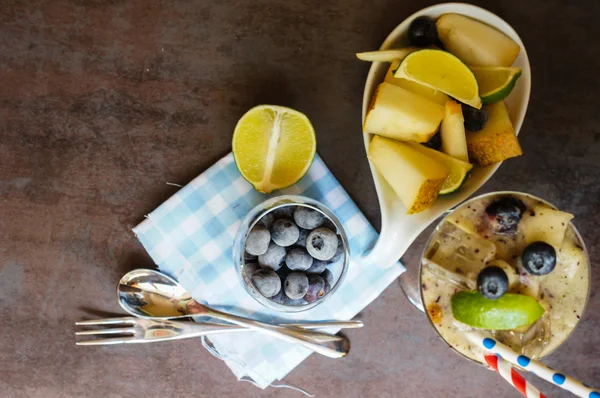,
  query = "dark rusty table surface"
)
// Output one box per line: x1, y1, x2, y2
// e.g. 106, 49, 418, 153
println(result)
1, 1, 599, 397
